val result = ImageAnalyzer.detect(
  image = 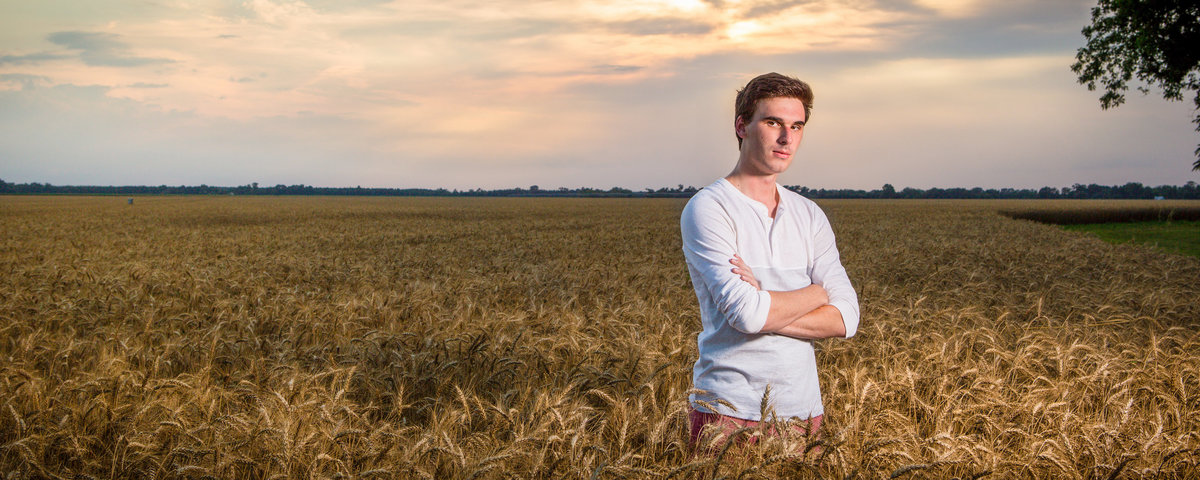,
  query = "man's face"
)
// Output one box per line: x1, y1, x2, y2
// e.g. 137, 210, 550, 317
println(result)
735, 96, 806, 176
